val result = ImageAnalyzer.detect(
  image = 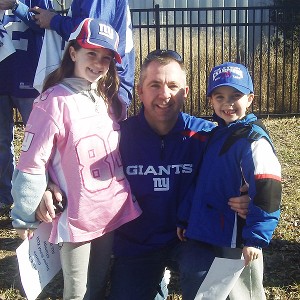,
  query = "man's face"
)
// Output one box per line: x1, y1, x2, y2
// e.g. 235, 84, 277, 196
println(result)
138, 60, 189, 134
